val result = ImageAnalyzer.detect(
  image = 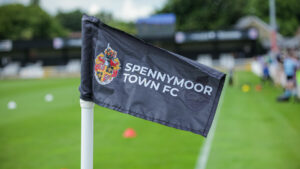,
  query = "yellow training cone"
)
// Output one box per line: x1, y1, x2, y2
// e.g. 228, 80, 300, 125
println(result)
242, 84, 250, 92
